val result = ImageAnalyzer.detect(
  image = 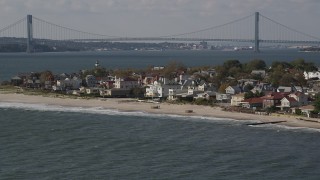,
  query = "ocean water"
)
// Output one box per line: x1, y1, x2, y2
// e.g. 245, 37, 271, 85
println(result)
0, 49, 319, 81
1, 50, 320, 179
1, 103, 320, 179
